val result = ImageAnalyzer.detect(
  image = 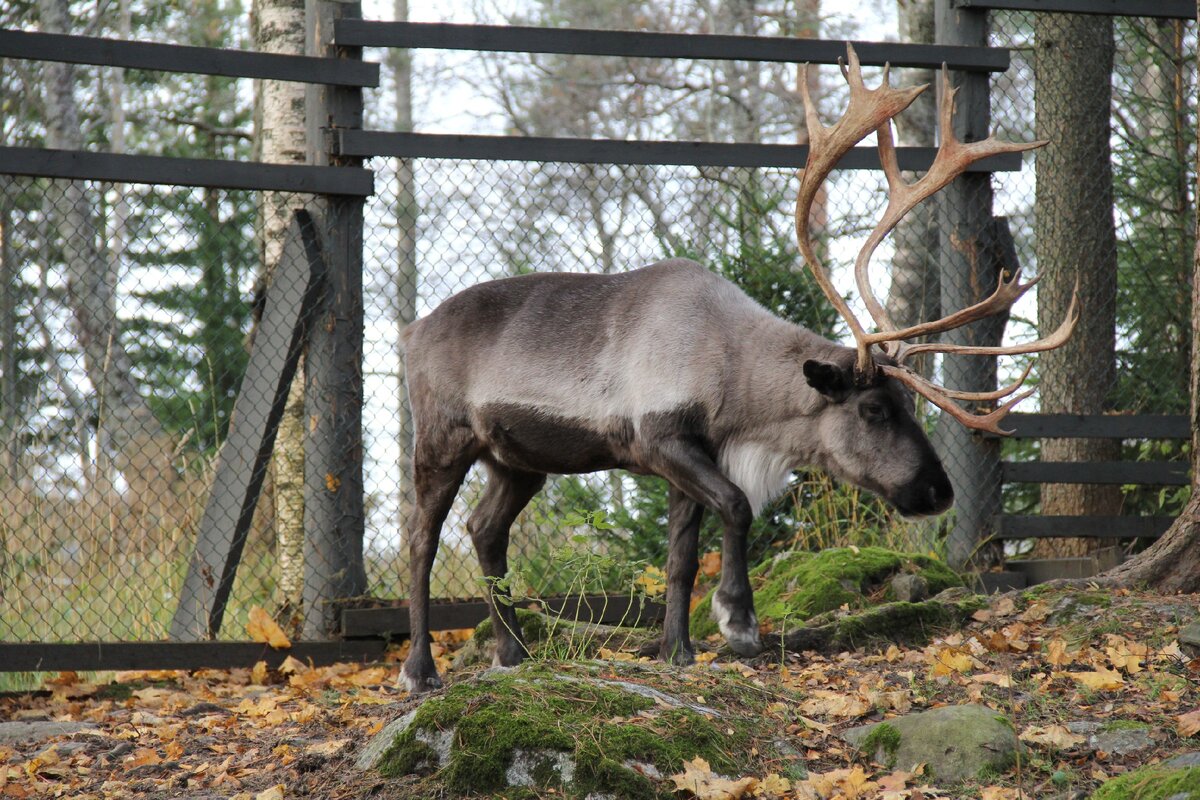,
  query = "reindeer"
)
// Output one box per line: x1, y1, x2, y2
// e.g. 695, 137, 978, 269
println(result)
398, 45, 1077, 692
